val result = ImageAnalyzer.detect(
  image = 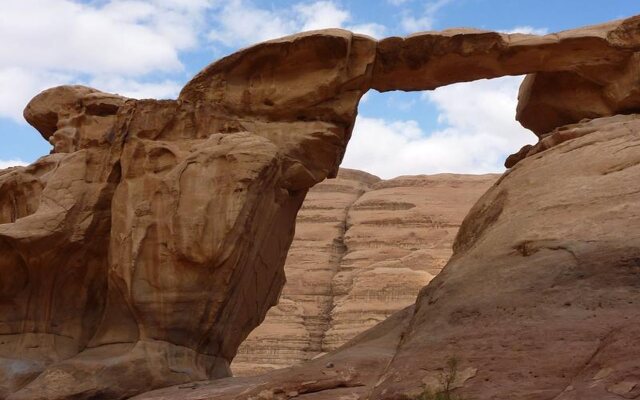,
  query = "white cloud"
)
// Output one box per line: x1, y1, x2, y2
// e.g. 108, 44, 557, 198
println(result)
0, 68, 74, 122
207, 0, 386, 48
0, 0, 208, 75
295, 1, 350, 31
342, 76, 537, 178
0, 0, 213, 123
0, 159, 28, 169
1, 0, 387, 125
400, 0, 453, 32
501, 26, 549, 35
207, 0, 296, 47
